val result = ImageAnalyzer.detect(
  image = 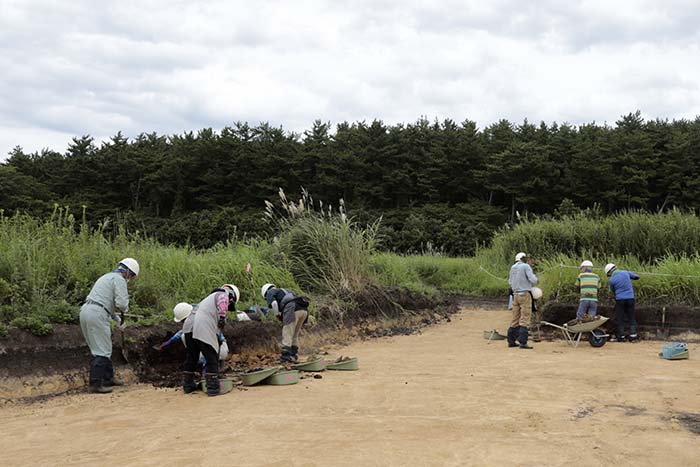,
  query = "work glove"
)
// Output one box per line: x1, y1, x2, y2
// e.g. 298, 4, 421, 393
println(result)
217, 316, 226, 330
